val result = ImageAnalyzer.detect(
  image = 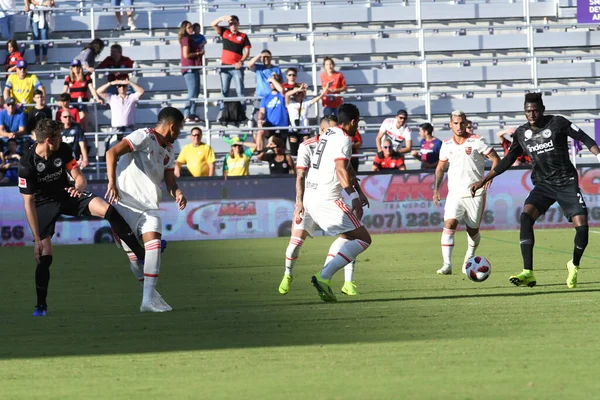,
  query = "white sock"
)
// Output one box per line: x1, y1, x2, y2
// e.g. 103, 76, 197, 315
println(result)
441, 228, 455, 267
464, 232, 481, 264
142, 239, 161, 304
127, 252, 144, 282
344, 261, 355, 282
285, 237, 304, 275
325, 237, 355, 281
321, 239, 370, 280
